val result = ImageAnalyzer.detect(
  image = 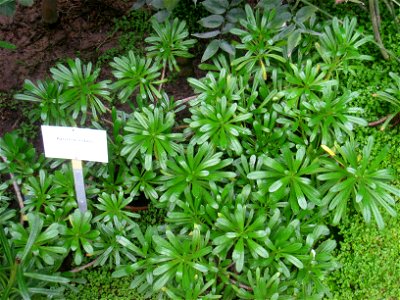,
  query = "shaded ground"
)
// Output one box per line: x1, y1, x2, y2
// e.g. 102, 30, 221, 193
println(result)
0, 0, 135, 136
